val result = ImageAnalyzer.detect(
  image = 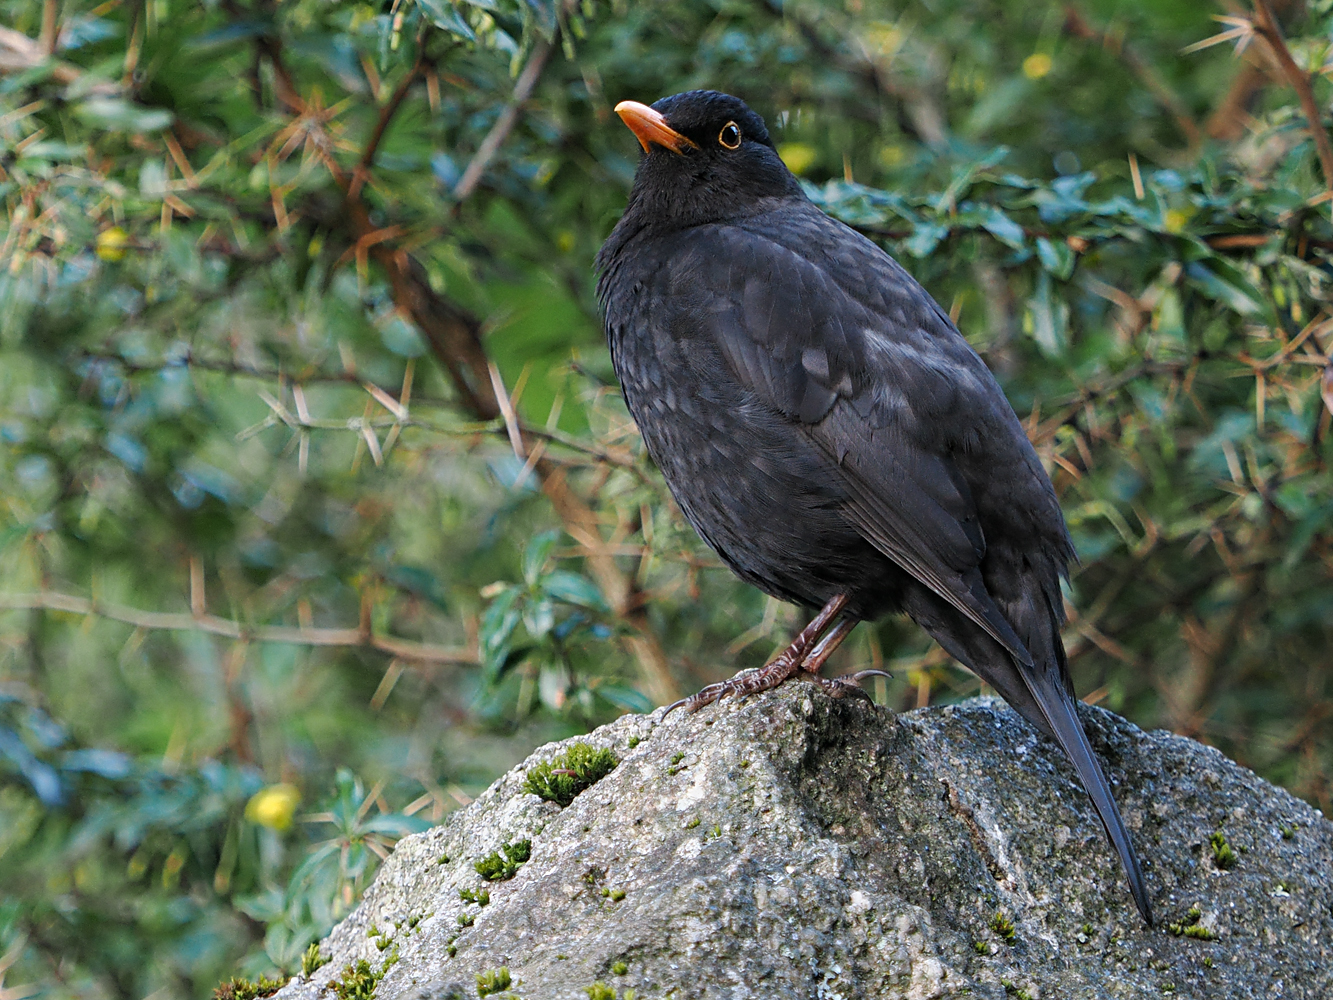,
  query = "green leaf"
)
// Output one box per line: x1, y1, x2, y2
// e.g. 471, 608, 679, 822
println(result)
480, 587, 522, 669
523, 597, 554, 638
522, 530, 560, 585
1029, 172, 1095, 223
383, 565, 449, 611
595, 684, 653, 713
417, 0, 477, 40
1285, 500, 1333, 568
1024, 270, 1068, 357
139, 159, 167, 197
981, 205, 1025, 249
542, 570, 607, 611
903, 221, 948, 258
1035, 236, 1074, 279
520, 0, 558, 39
74, 98, 172, 133
933, 146, 1009, 211
0, 726, 64, 805
1184, 260, 1272, 322
359, 814, 431, 837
